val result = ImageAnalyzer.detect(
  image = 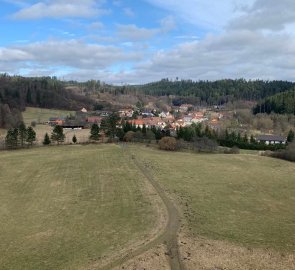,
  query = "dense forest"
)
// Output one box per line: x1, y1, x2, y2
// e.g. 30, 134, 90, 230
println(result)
133, 79, 295, 105
253, 89, 295, 115
0, 74, 94, 128
67, 78, 295, 106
